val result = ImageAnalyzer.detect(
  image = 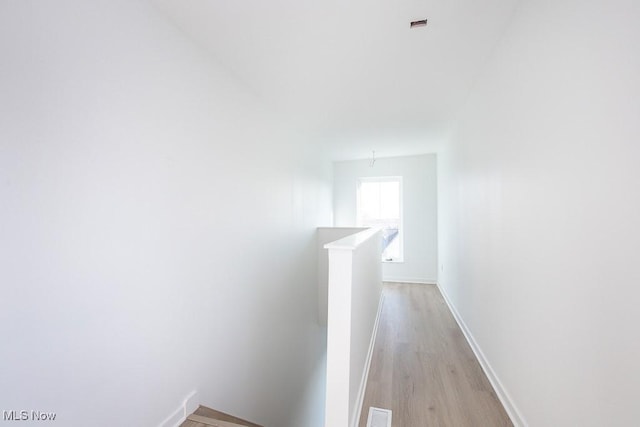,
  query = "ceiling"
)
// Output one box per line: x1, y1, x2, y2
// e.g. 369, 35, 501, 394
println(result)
151, 0, 518, 160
